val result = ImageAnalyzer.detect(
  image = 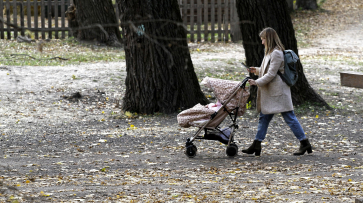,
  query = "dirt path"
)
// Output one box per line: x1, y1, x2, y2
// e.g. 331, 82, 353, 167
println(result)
1, 13, 363, 203
300, 13, 363, 55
